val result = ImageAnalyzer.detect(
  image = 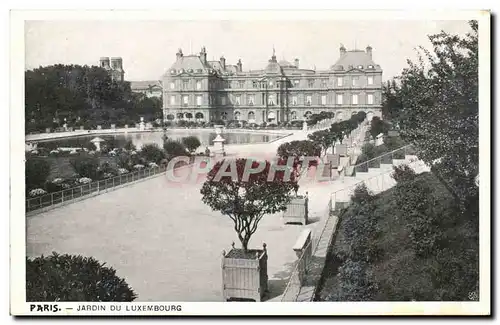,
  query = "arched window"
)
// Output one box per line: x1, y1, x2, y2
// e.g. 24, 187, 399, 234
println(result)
234, 111, 241, 120
176, 113, 184, 119
166, 114, 175, 120
304, 111, 312, 119
248, 111, 255, 121
185, 112, 193, 119
221, 112, 228, 120
195, 112, 204, 120
291, 111, 297, 120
